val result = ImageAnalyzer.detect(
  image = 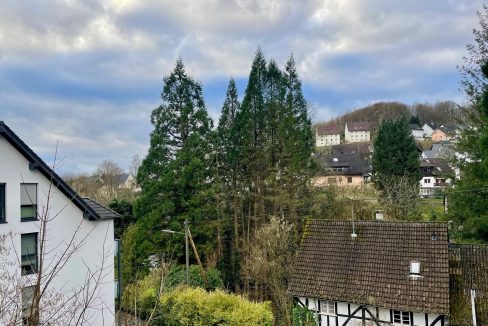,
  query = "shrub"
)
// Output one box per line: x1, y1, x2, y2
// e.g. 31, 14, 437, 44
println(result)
157, 287, 273, 326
